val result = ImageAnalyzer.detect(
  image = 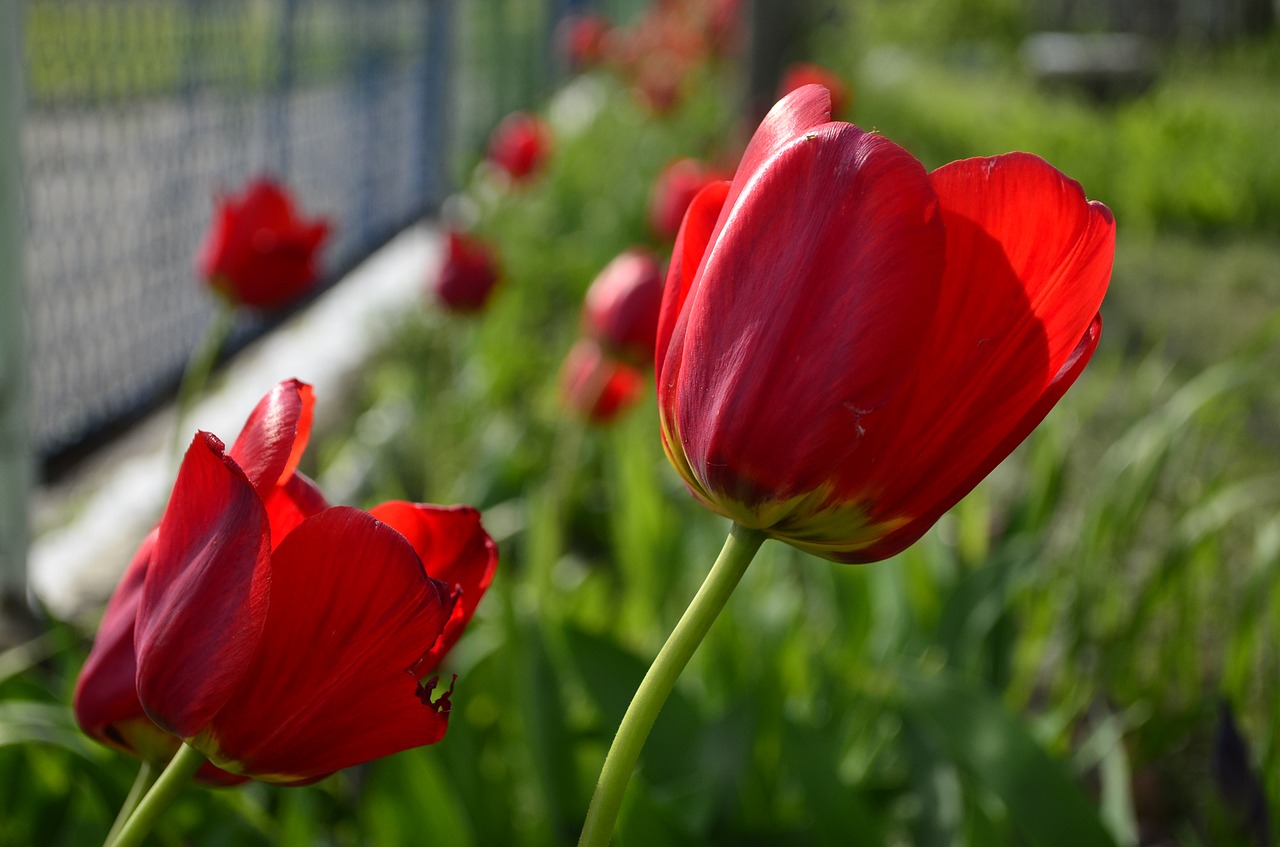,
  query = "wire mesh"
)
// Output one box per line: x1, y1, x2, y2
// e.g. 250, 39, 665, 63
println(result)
21, 0, 474, 465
